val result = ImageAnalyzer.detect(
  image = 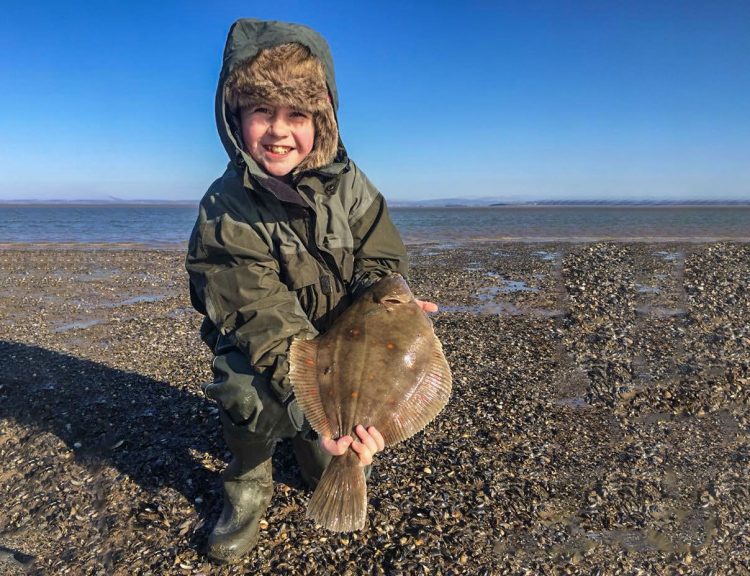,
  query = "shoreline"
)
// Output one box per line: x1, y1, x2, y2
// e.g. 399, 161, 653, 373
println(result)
2, 236, 750, 252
